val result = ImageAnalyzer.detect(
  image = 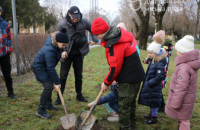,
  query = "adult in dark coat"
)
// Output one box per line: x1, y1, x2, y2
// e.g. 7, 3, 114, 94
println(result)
55, 6, 98, 104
